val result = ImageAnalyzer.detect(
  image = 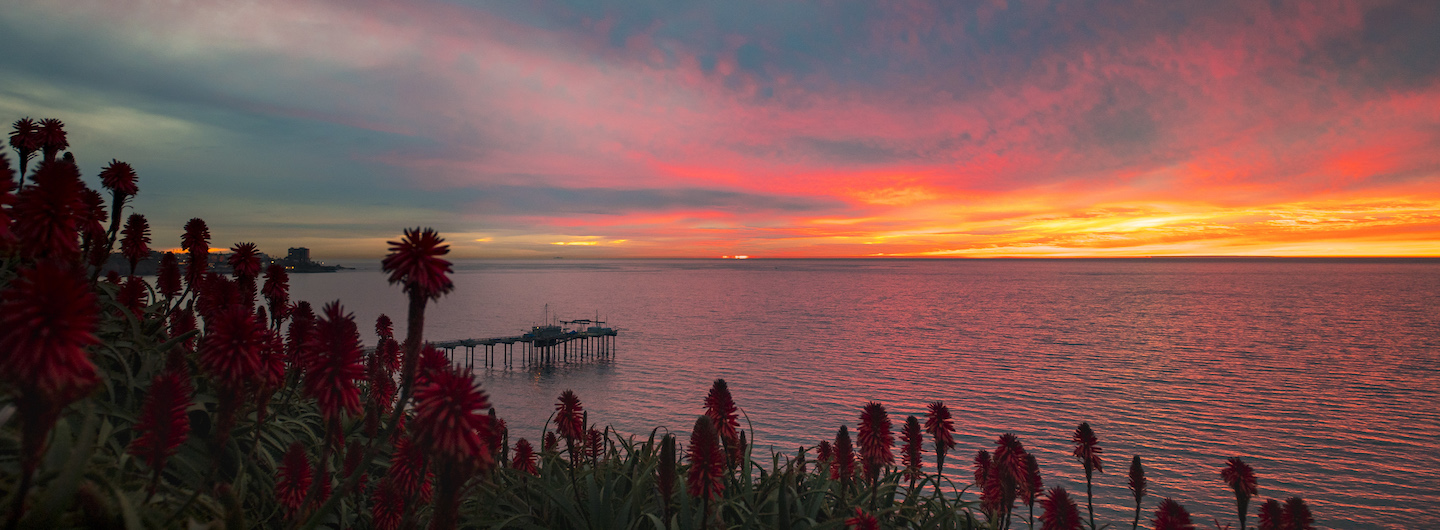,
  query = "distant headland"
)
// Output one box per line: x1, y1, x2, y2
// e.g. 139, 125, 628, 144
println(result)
100, 246, 349, 276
